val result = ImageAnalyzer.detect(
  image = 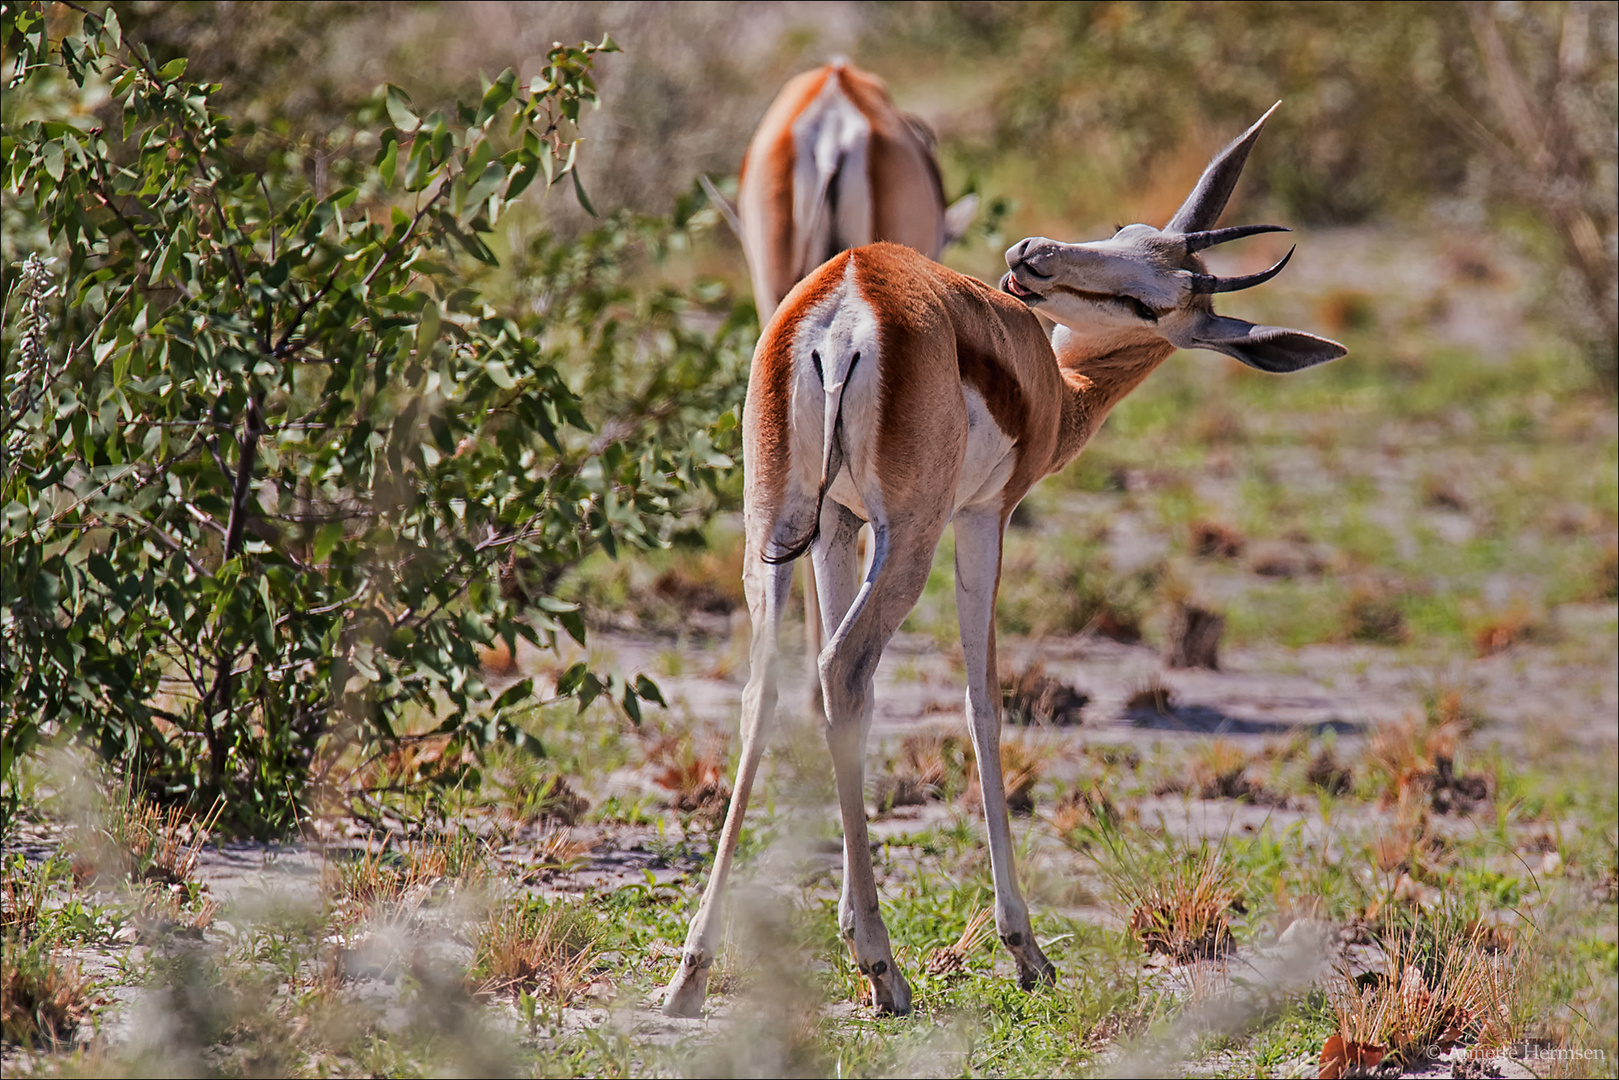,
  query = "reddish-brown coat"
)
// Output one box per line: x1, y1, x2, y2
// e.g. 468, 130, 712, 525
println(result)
846, 245, 1059, 517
